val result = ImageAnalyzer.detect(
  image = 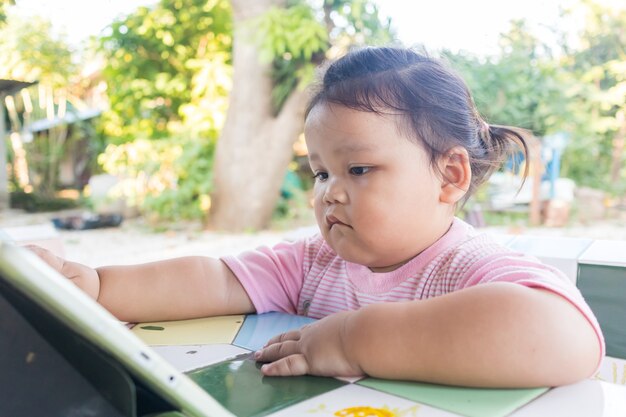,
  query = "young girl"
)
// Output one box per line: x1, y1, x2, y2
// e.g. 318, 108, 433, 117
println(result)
31, 46, 603, 388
